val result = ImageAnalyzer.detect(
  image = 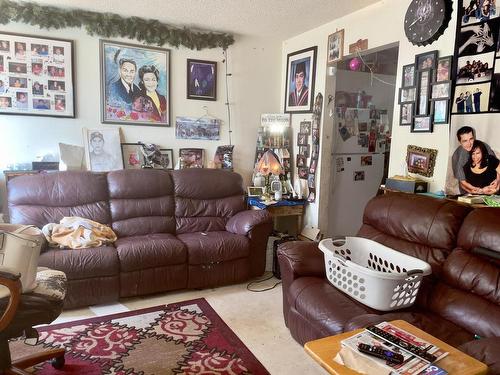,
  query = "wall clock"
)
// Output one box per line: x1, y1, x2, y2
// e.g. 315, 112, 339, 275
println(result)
404, 0, 453, 46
